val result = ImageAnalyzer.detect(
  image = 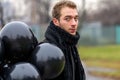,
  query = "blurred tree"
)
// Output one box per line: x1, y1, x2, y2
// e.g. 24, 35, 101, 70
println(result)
25, 0, 51, 25
1, 0, 16, 25
97, 0, 120, 25
78, 0, 86, 31
0, 2, 4, 28
86, 0, 120, 26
